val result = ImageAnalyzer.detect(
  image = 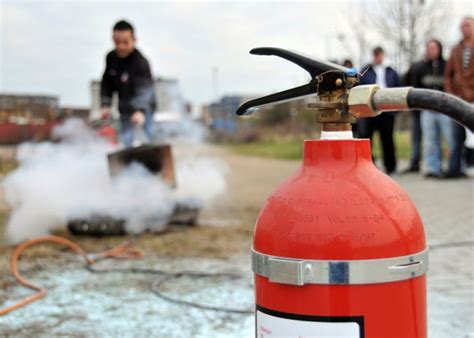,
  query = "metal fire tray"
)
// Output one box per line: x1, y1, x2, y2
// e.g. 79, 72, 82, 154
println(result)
67, 203, 200, 237
107, 144, 176, 186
